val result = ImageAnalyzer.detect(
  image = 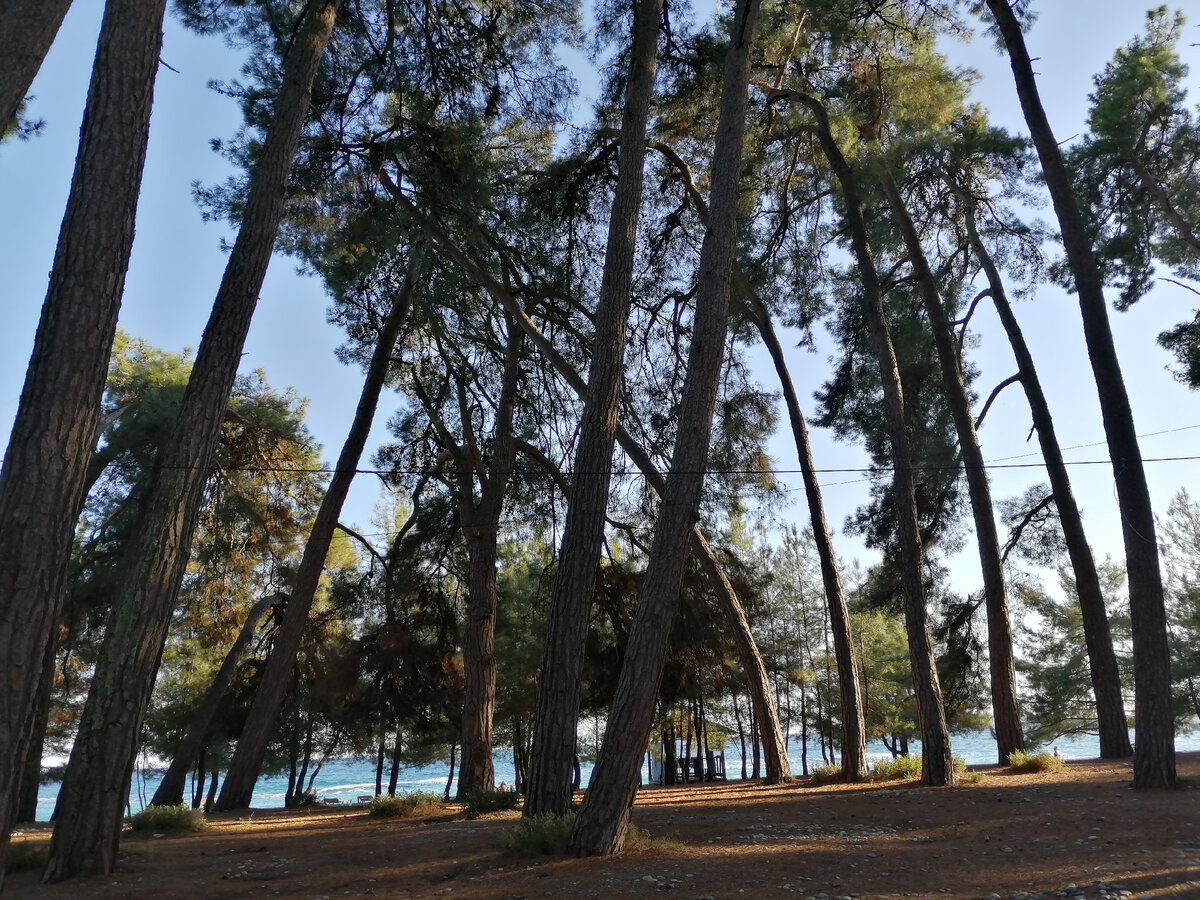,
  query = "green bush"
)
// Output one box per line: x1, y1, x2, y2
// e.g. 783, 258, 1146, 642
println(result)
368, 791, 443, 818
807, 764, 843, 784
6, 841, 49, 873
497, 812, 575, 856
127, 804, 206, 835
1006, 750, 1064, 773
869, 755, 922, 781
462, 788, 521, 815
